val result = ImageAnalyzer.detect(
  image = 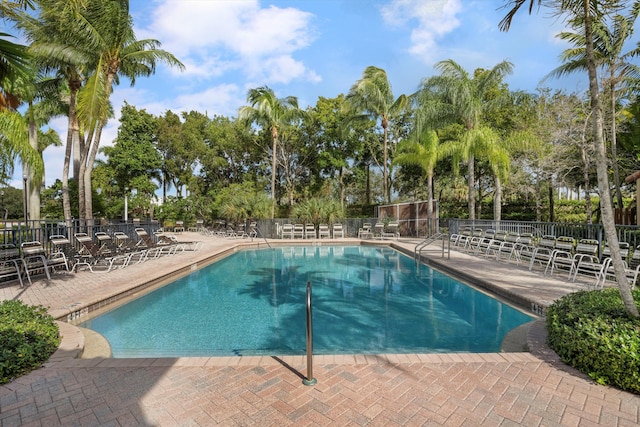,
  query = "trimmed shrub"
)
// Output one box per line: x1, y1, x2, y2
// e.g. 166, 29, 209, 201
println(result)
546, 289, 640, 393
0, 300, 60, 384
